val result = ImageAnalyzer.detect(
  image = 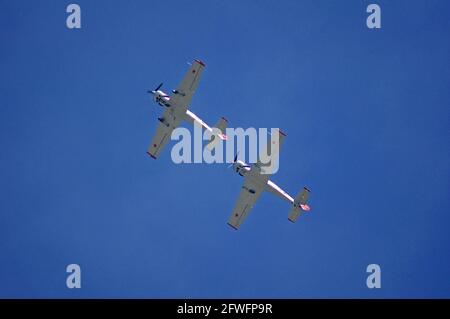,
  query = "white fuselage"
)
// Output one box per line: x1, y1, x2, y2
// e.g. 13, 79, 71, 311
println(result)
152, 90, 224, 139
232, 160, 294, 204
